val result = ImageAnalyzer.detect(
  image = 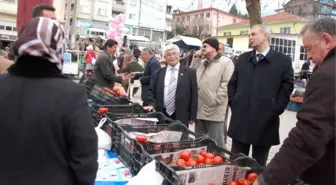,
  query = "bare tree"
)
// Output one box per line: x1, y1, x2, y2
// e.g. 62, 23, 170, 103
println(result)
184, 16, 212, 39
245, 0, 262, 26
